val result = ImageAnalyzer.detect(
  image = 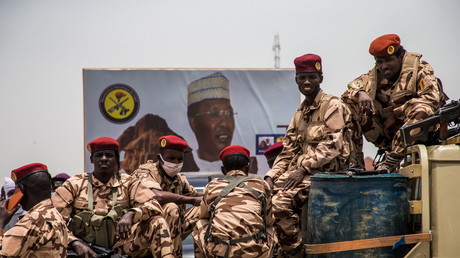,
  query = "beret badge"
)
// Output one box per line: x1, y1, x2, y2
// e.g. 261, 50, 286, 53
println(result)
387, 45, 395, 55
315, 62, 321, 71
